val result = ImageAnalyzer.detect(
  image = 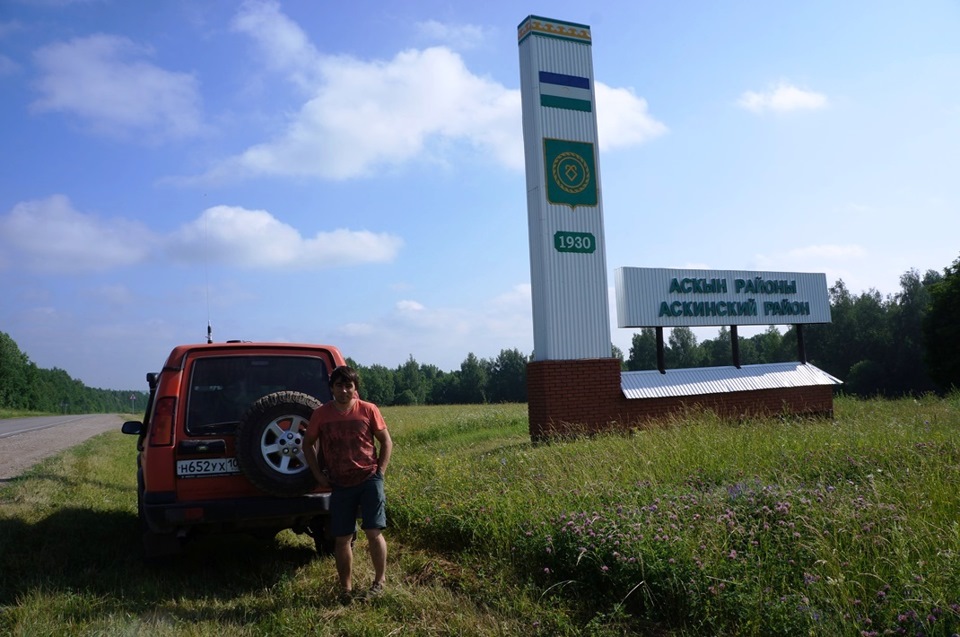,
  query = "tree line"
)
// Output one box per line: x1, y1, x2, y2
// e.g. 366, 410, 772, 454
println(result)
0, 332, 148, 414
2, 255, 958, 413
